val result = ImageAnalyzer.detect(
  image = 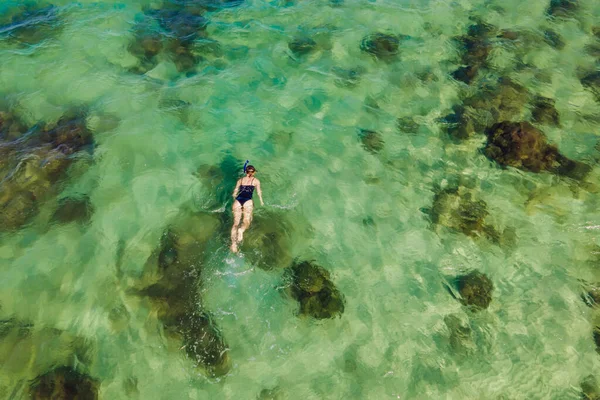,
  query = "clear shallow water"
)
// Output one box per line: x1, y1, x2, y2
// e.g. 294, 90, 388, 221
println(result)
1, 0, 600, 398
